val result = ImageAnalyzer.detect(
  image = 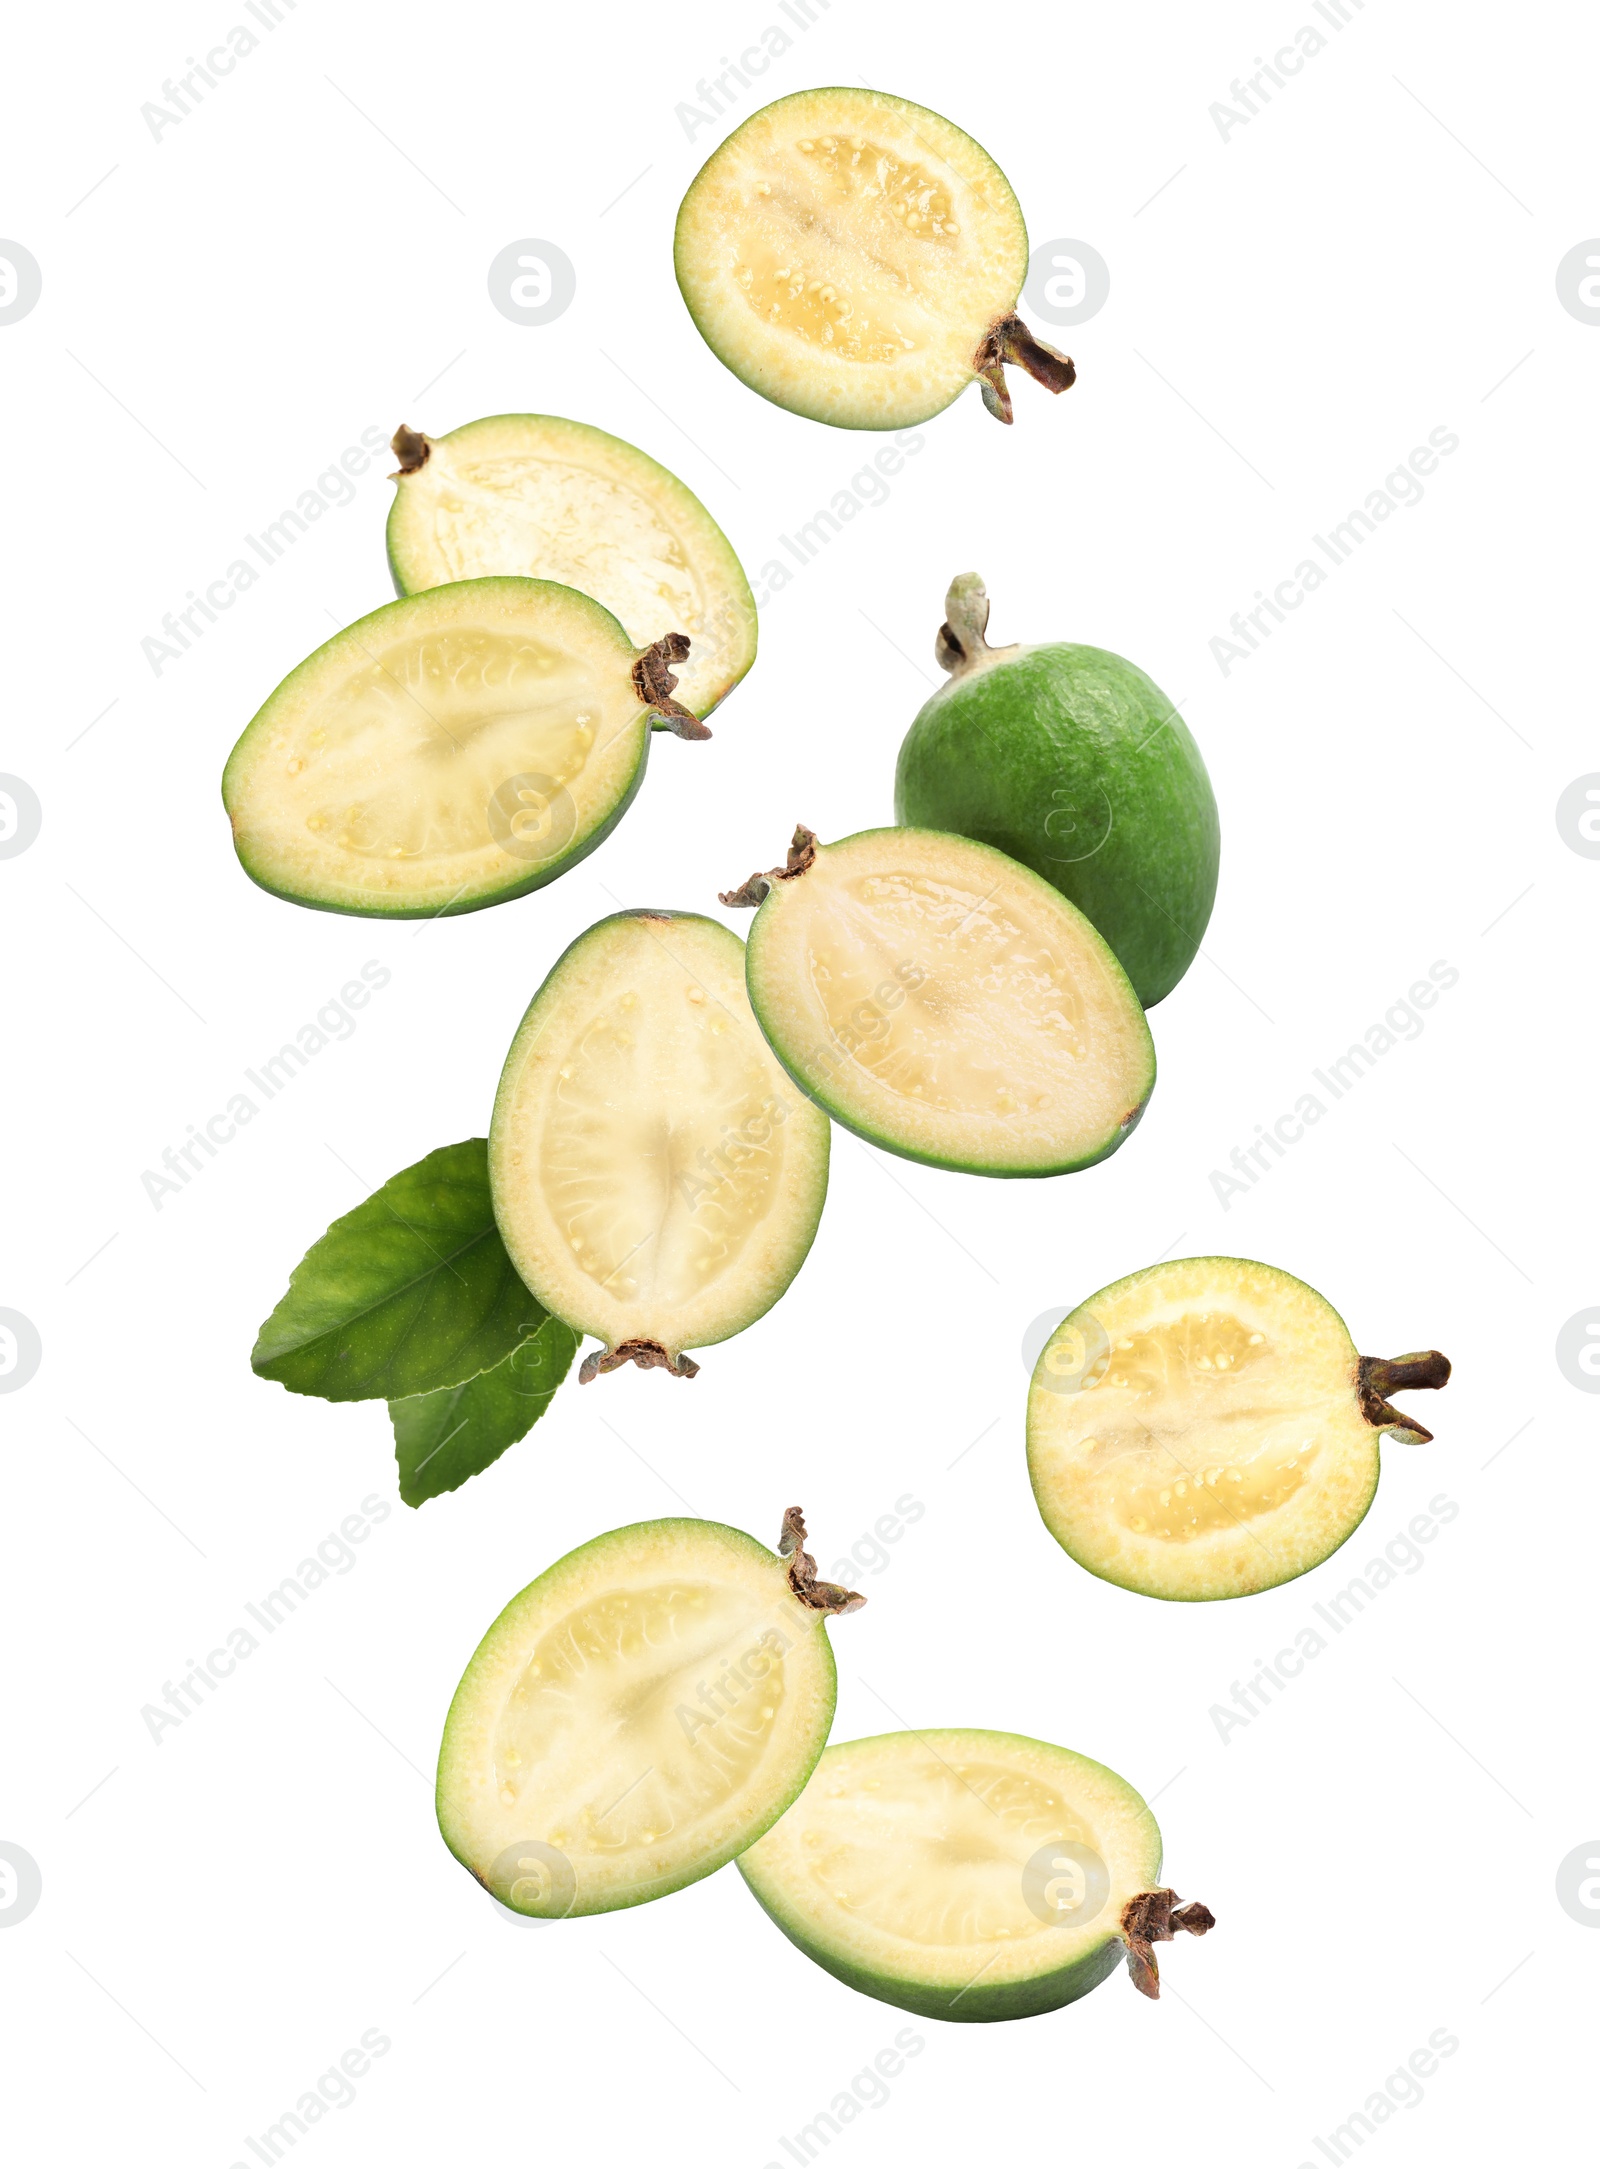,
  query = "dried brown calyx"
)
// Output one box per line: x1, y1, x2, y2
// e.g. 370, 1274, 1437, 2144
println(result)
719, 825, 819, 909
578, 1338, 701, 1385
389, 424, 431, 477
972, 315, 1077, 425
1356, 1350, 1453, 1444
1119, 1888, 1216, 1999
778, 1505, 866, 1615
633, 633, 709, 740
